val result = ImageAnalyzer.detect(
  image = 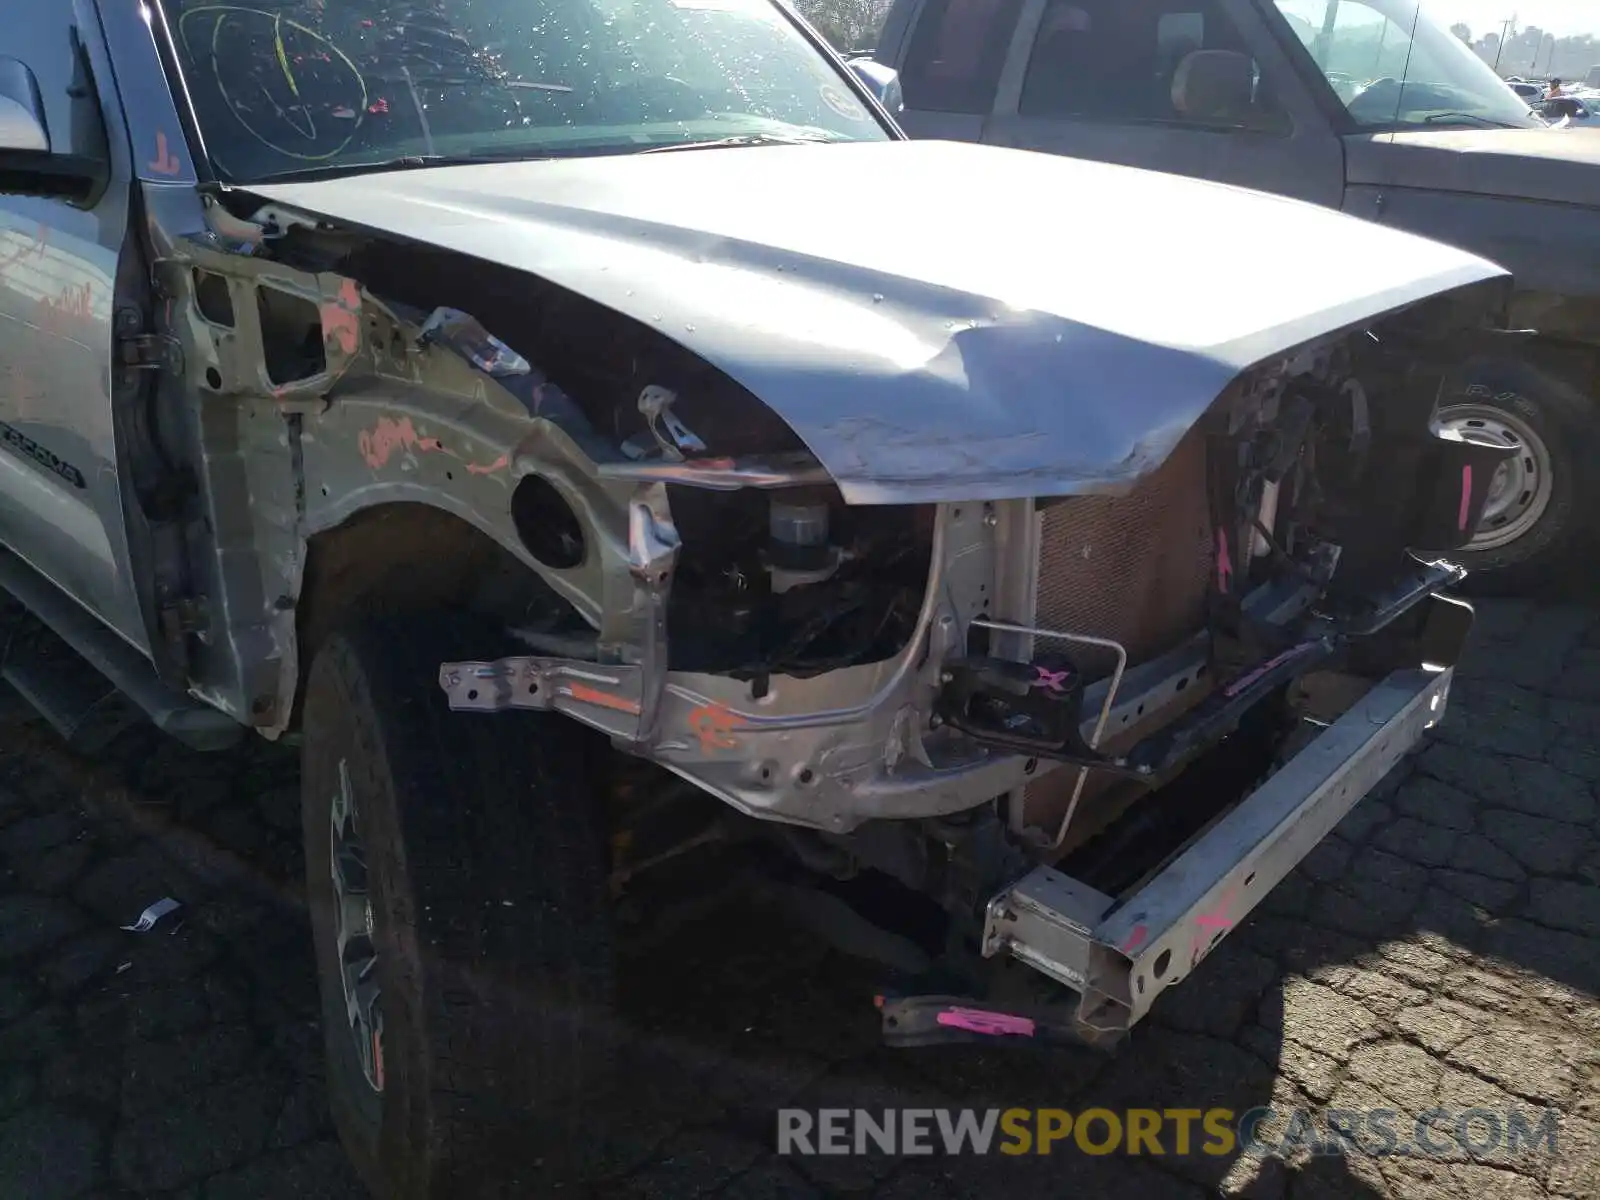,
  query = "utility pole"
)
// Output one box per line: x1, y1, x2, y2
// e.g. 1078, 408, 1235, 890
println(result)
1531, 32, 1552, 74
1493, 15, 1517, 73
